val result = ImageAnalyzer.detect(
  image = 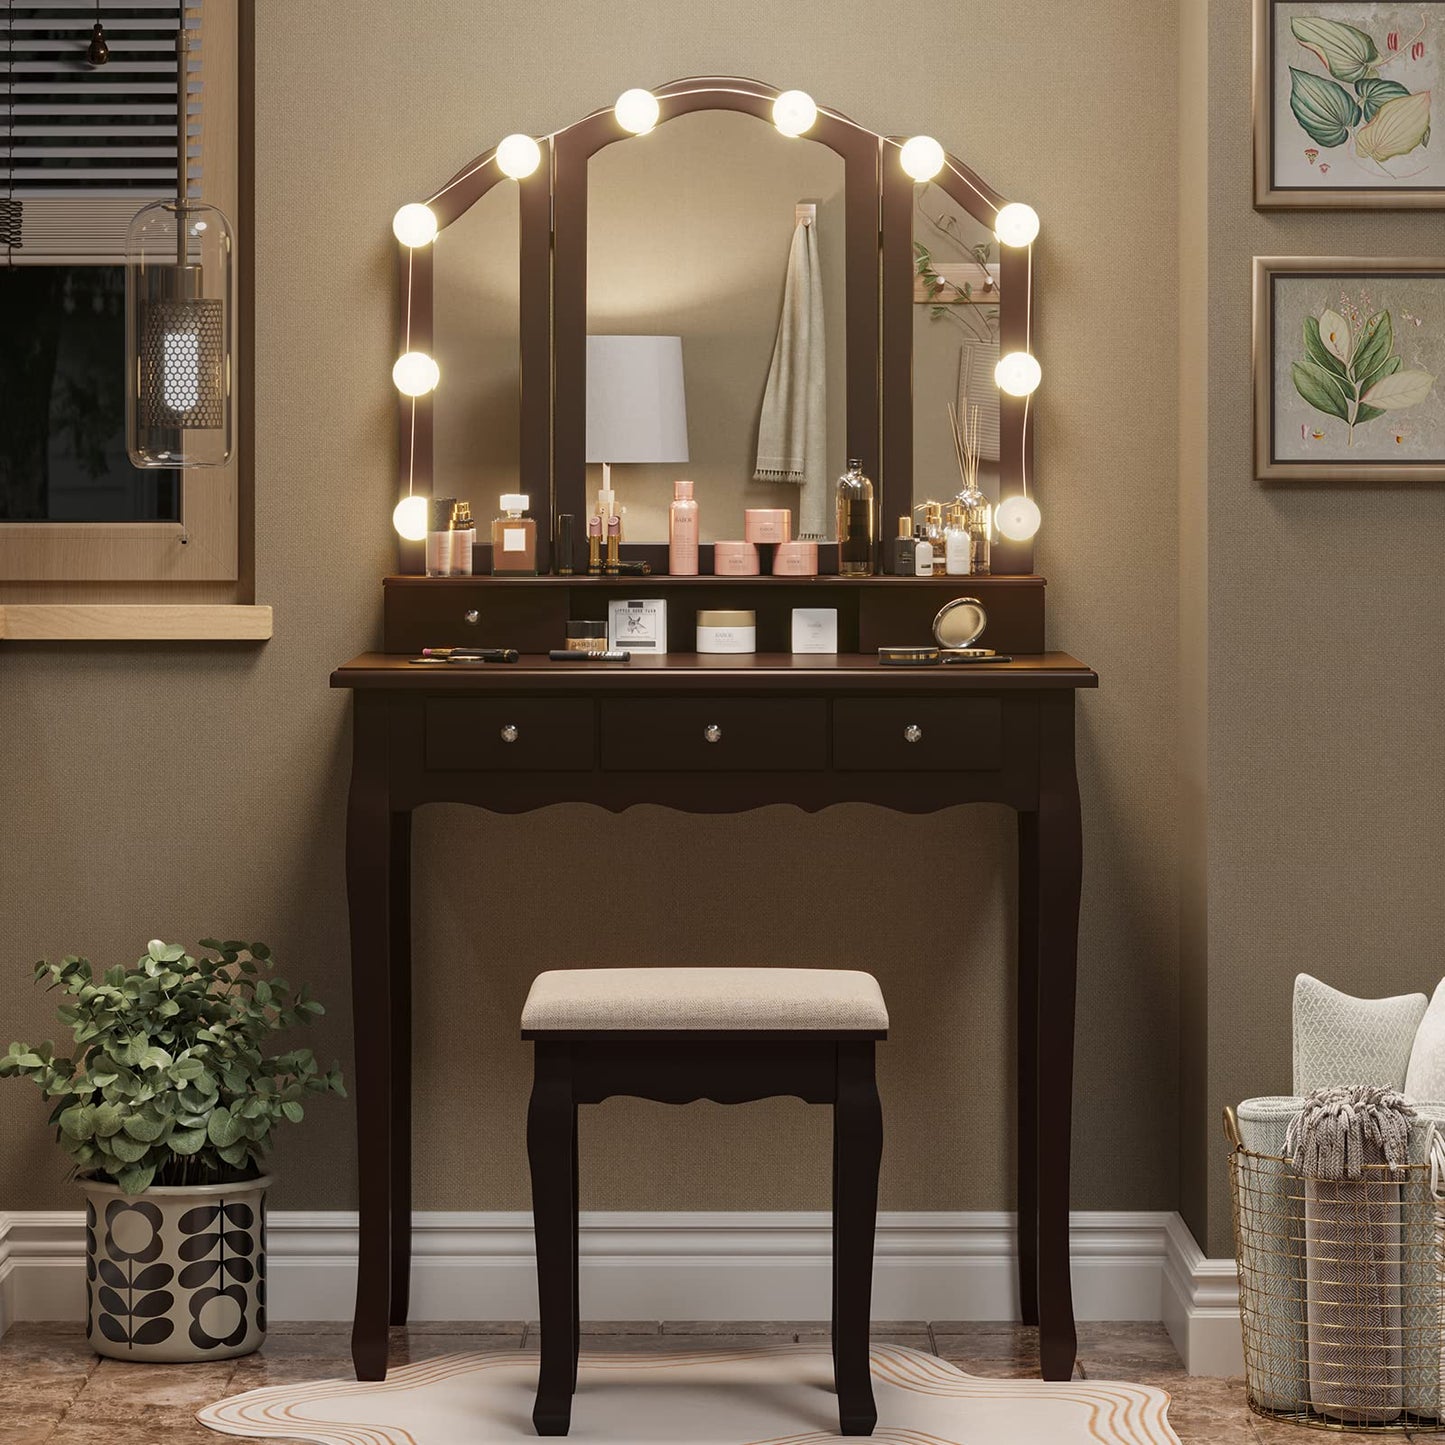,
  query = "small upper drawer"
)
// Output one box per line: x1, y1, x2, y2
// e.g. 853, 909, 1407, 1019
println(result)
425, 698, 595, 771
833, 698, 1002, 772
601, 699, 827, 772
